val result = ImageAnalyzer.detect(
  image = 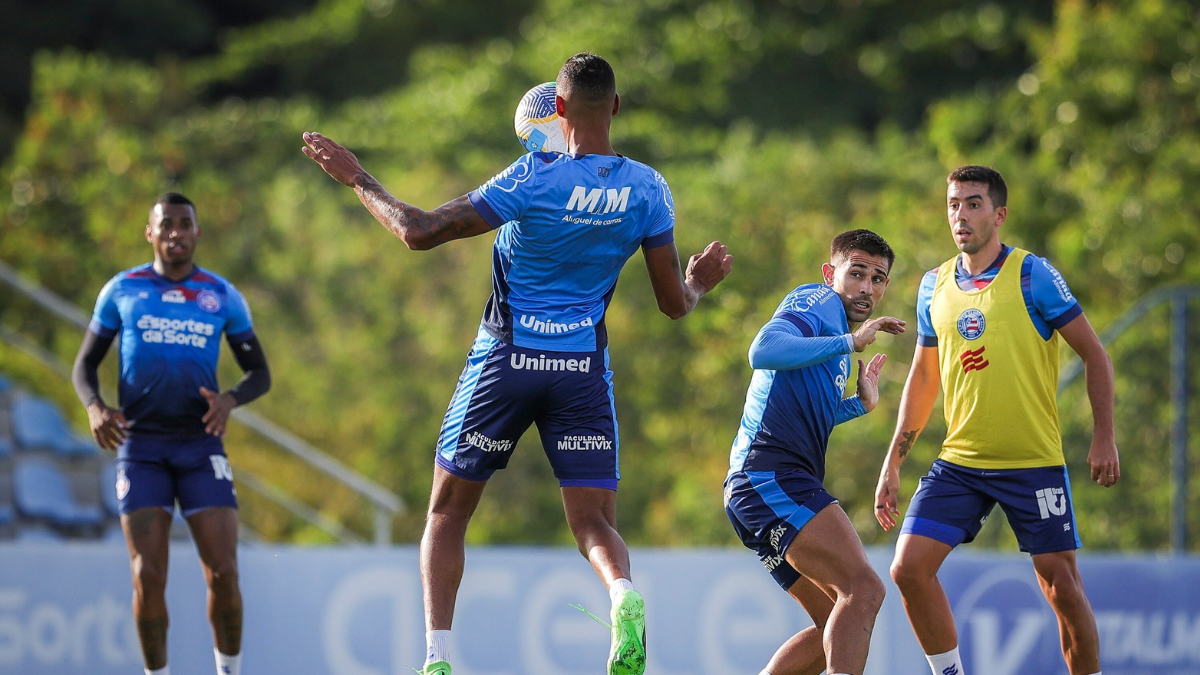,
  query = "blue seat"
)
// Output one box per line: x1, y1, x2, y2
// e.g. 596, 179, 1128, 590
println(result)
0, 375, 10, 393
0, 437, 13, 457
11, 395, 96, 457
12, 457, 104, 529
0, 504, 13, 527
15, 525, 64, 542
